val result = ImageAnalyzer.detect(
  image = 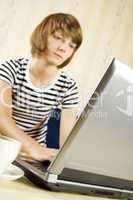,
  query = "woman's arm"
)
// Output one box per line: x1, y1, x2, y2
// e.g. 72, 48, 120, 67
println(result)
59, 107, 78, 147
0, 80, 57, 161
